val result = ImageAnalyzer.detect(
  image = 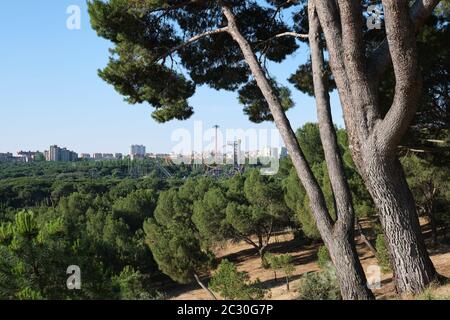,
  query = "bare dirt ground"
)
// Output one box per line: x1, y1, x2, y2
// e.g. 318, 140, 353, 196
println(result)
165, 219, 450, 300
